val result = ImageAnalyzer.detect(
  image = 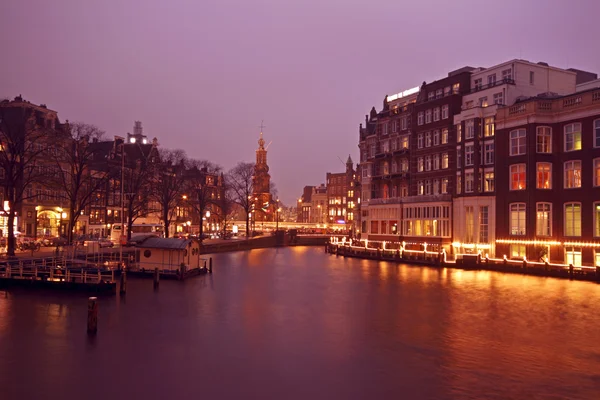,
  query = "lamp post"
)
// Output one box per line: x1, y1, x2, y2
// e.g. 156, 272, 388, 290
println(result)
120, 141, 125, 266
